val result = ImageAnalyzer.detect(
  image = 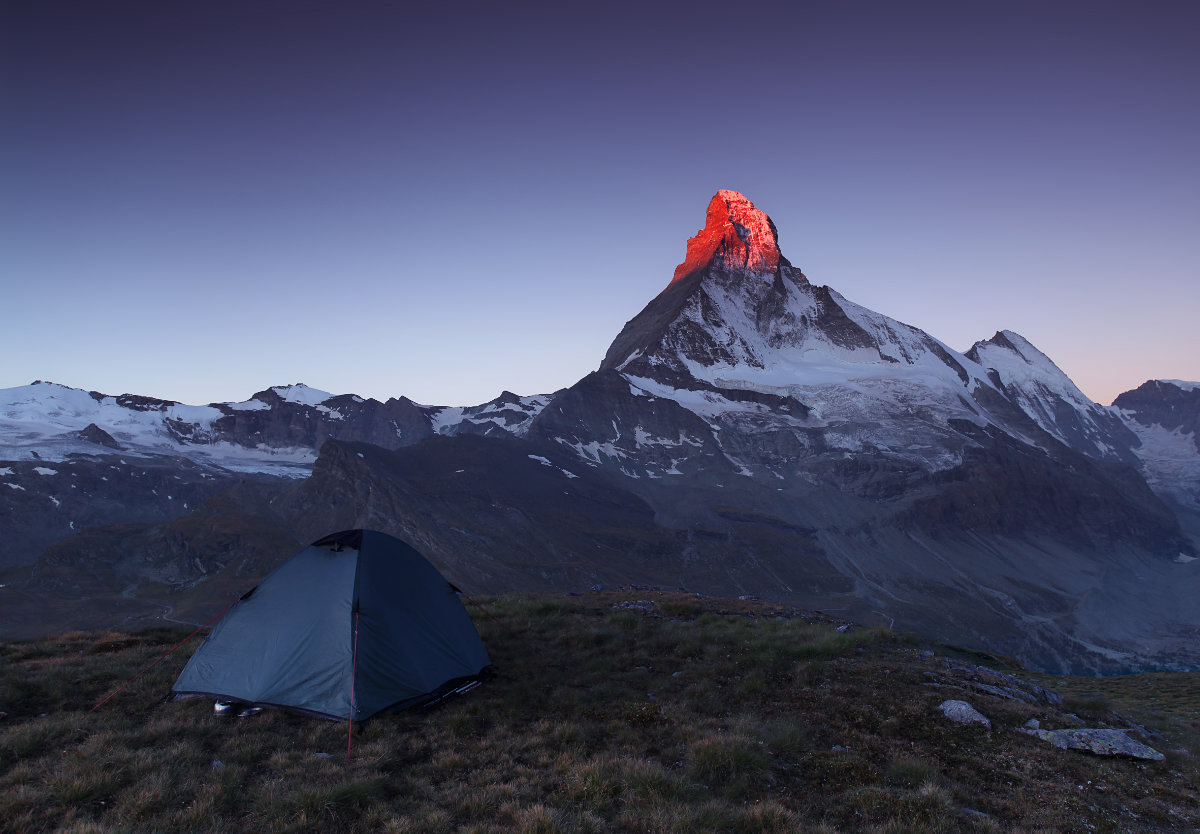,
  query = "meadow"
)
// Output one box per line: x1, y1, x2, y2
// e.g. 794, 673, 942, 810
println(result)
2, 590, 1198, 832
